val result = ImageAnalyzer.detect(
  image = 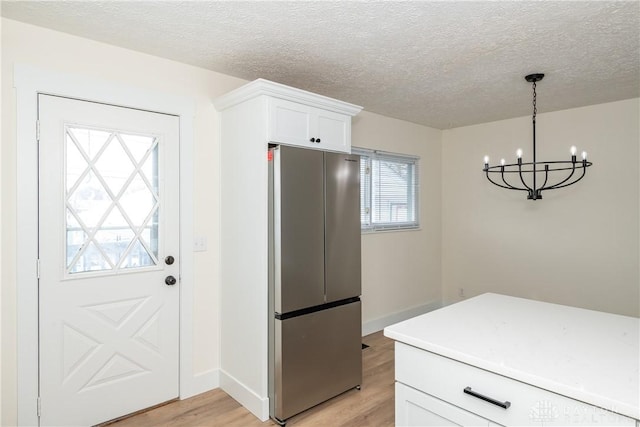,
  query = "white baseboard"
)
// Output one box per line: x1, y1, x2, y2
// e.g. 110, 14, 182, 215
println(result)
181, 302, 443, 416
180, 369, 219, 400
362, 300, 442, 336
219, 369, 269, 422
